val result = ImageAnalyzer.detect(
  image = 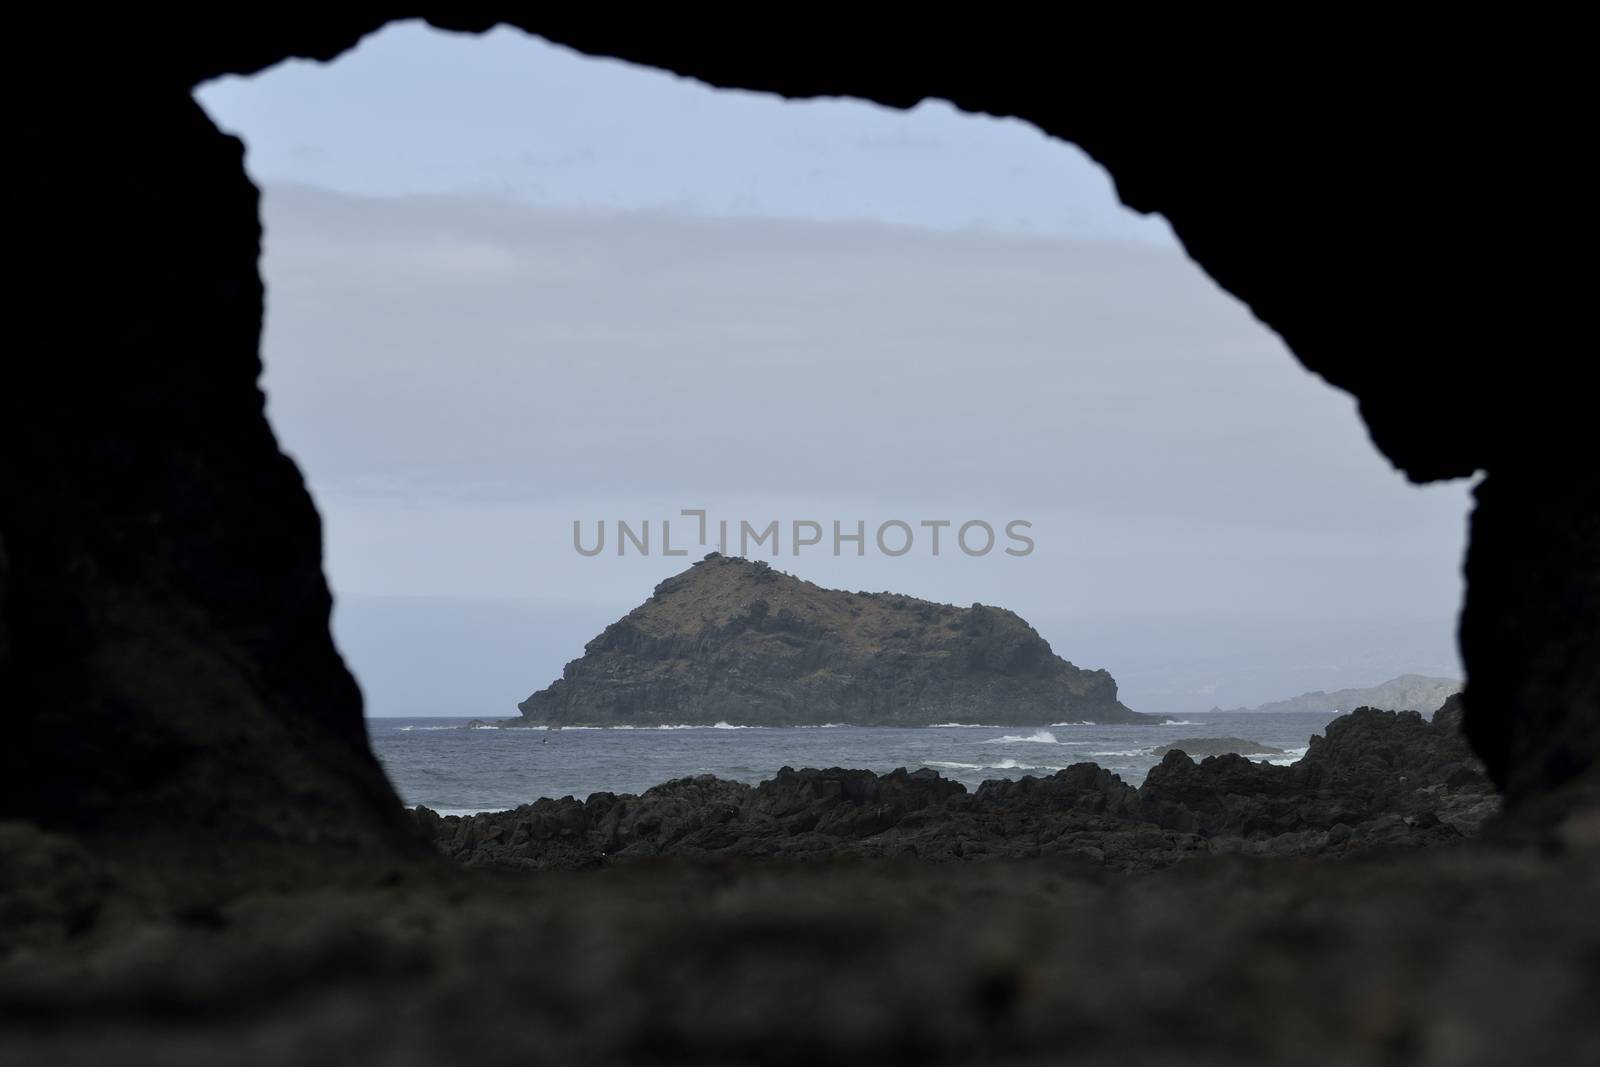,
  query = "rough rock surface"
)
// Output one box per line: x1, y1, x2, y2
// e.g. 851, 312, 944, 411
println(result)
4, 83, 424, 881
2, 835, 1595, 1067
6, 699, 1593, 1067
7, 731, 1596, 1067
517, 554, 1148, 726
430, 708, 1496, 872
